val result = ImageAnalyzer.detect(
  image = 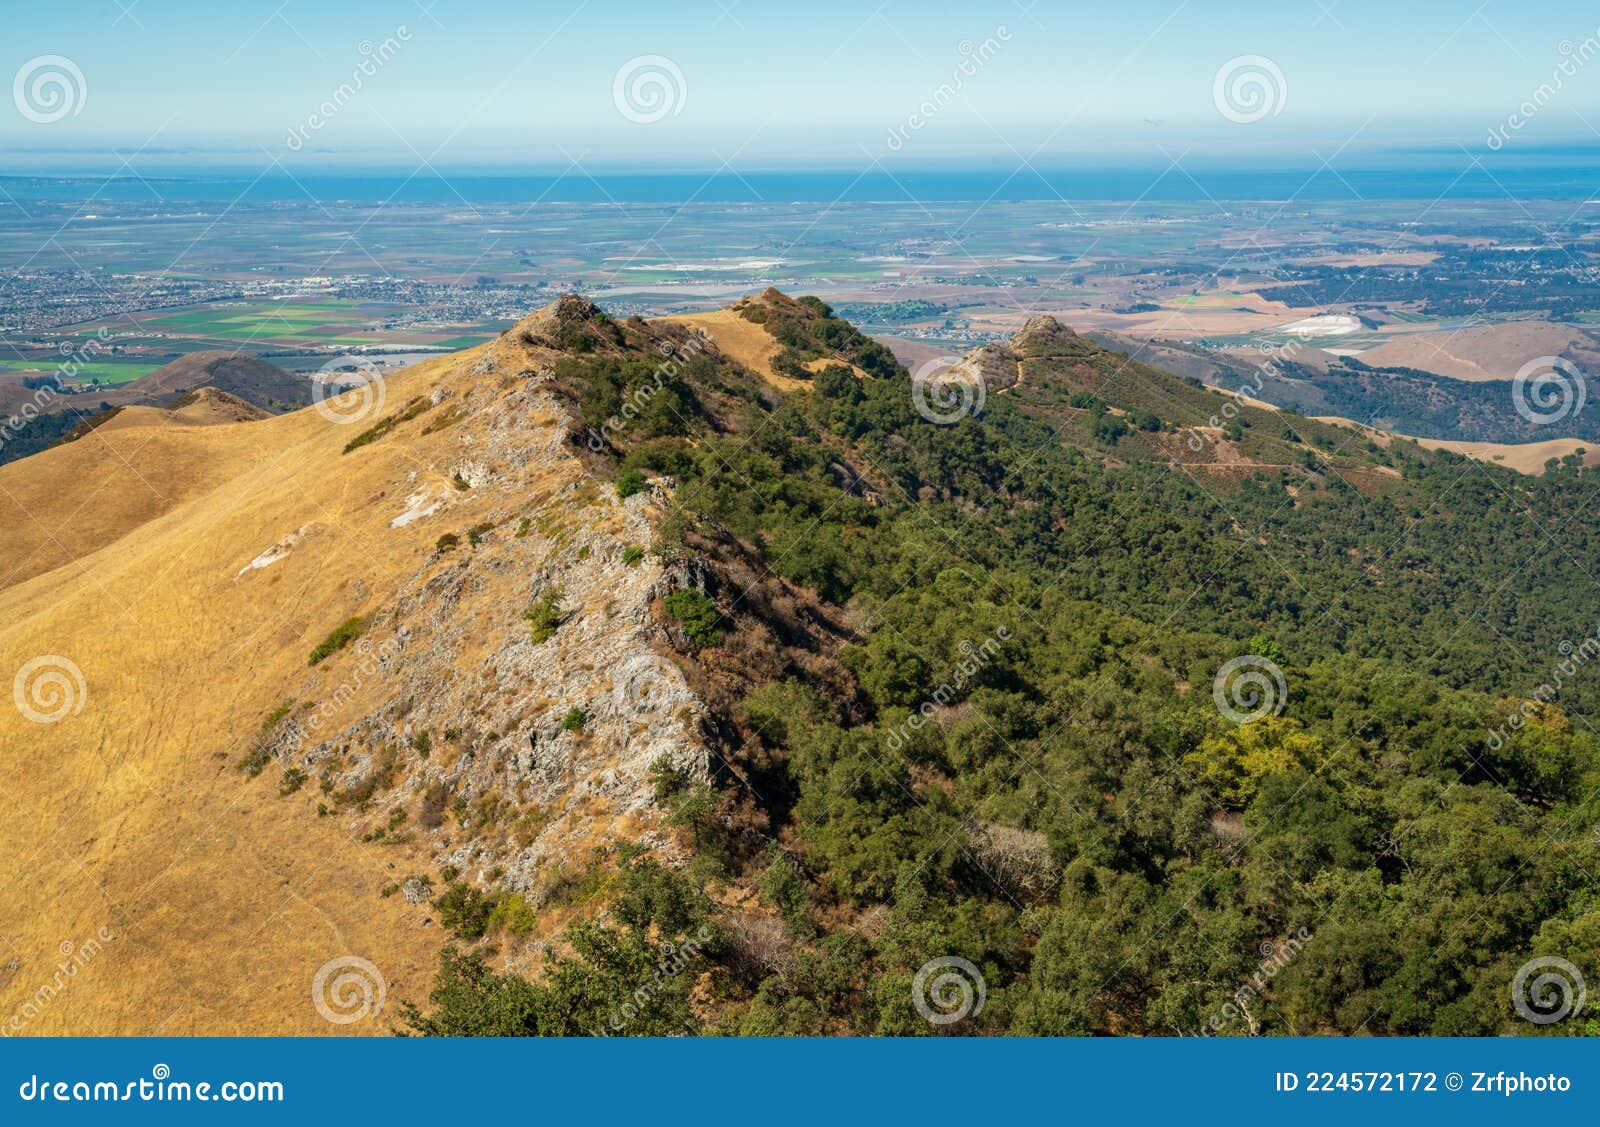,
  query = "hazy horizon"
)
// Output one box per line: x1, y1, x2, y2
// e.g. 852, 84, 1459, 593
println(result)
7, 0, 1600, 176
